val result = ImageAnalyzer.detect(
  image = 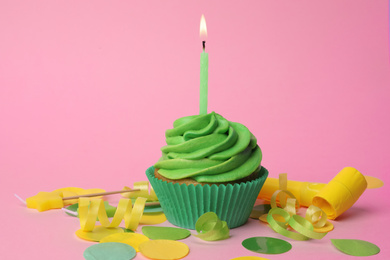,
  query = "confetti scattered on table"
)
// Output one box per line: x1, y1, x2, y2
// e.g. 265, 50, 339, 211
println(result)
230, 257, 270, 260
331, 239, 380, 256
242, 237, 292, 254
140, 212, 167, 225
76, 225, 124, 242
65, 201, 117, 217
142, 226, 191, 240
364, 176, 384, 189
139, 240, 189, 260
83, 242, 136, 260
100, 233, 149, 252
